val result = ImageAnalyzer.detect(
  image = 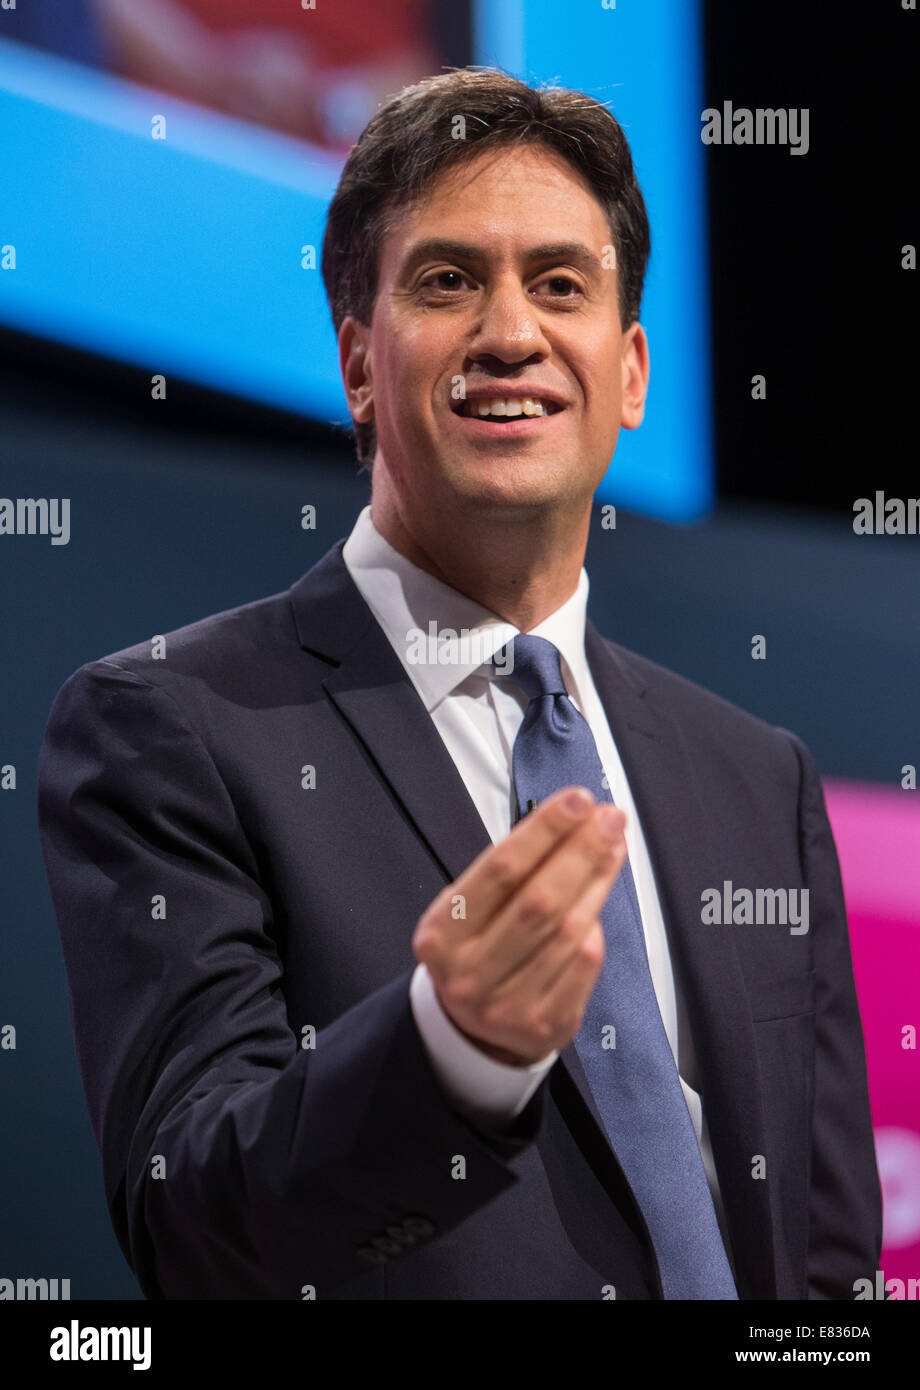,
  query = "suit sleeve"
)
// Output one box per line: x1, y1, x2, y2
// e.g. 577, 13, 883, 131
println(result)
36, 660, 546, 1300
784, 732, 883, 1298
